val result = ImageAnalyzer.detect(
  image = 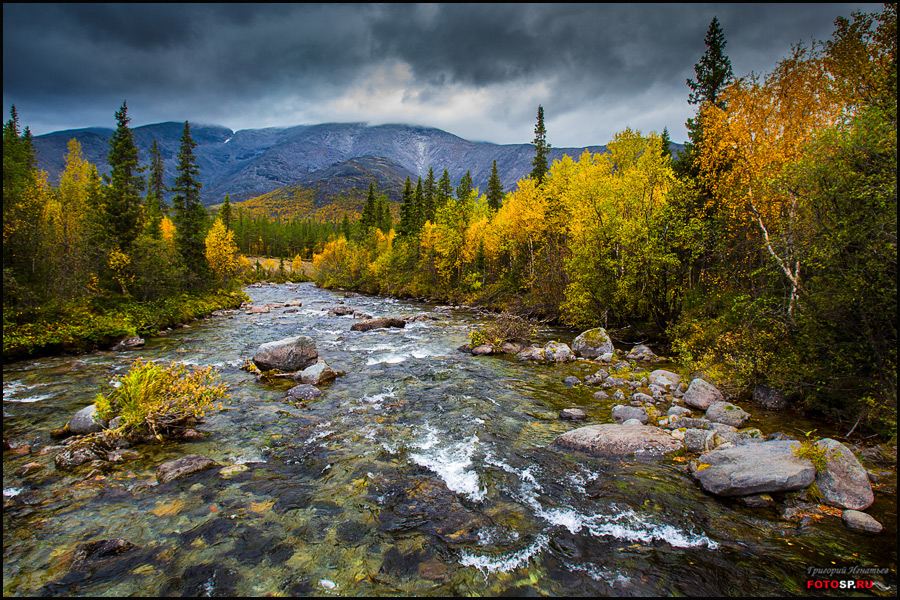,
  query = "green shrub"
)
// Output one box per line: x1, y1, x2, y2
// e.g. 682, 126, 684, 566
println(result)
95, 359, 227, 439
